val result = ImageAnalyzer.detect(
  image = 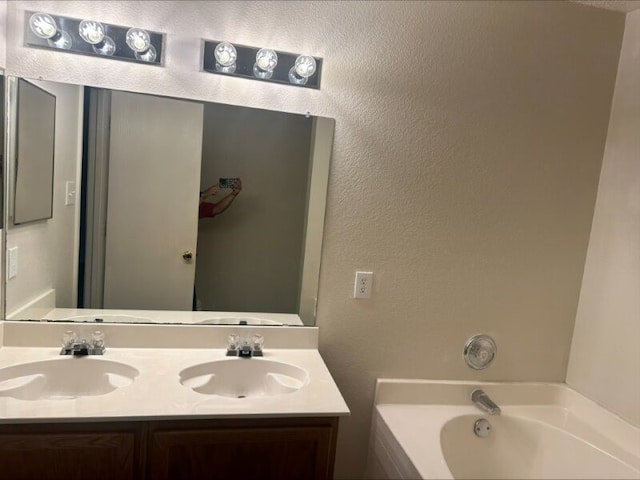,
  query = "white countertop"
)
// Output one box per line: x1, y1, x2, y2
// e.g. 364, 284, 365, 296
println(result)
0, 344, 349, 423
